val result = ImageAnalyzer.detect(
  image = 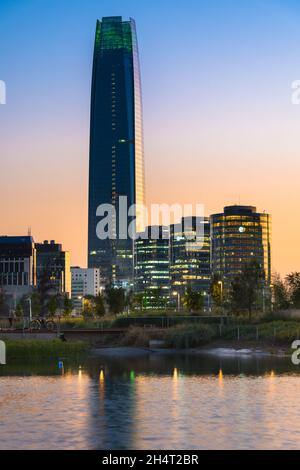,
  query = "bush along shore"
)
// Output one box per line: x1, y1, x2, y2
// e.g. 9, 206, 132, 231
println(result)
118, 320, 300, 352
